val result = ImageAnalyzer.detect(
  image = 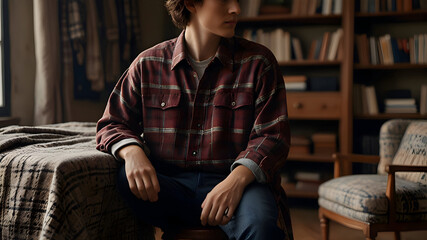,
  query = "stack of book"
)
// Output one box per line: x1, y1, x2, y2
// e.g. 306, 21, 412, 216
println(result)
312, 133, 337, 155
283, 75, 307, 91
294, 171, 326, 192
384, 89, 417, 113
289, 135, 311, 155
384, 98, 417, 113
